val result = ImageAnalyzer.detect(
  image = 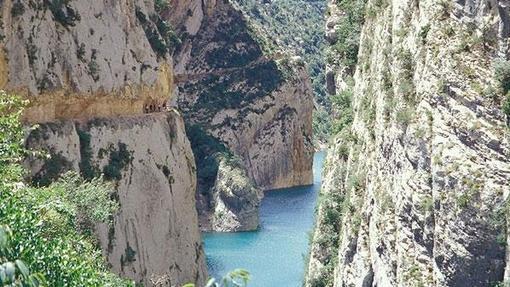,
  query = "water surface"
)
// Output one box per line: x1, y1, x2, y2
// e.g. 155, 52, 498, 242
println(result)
203, 152, 325, 287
